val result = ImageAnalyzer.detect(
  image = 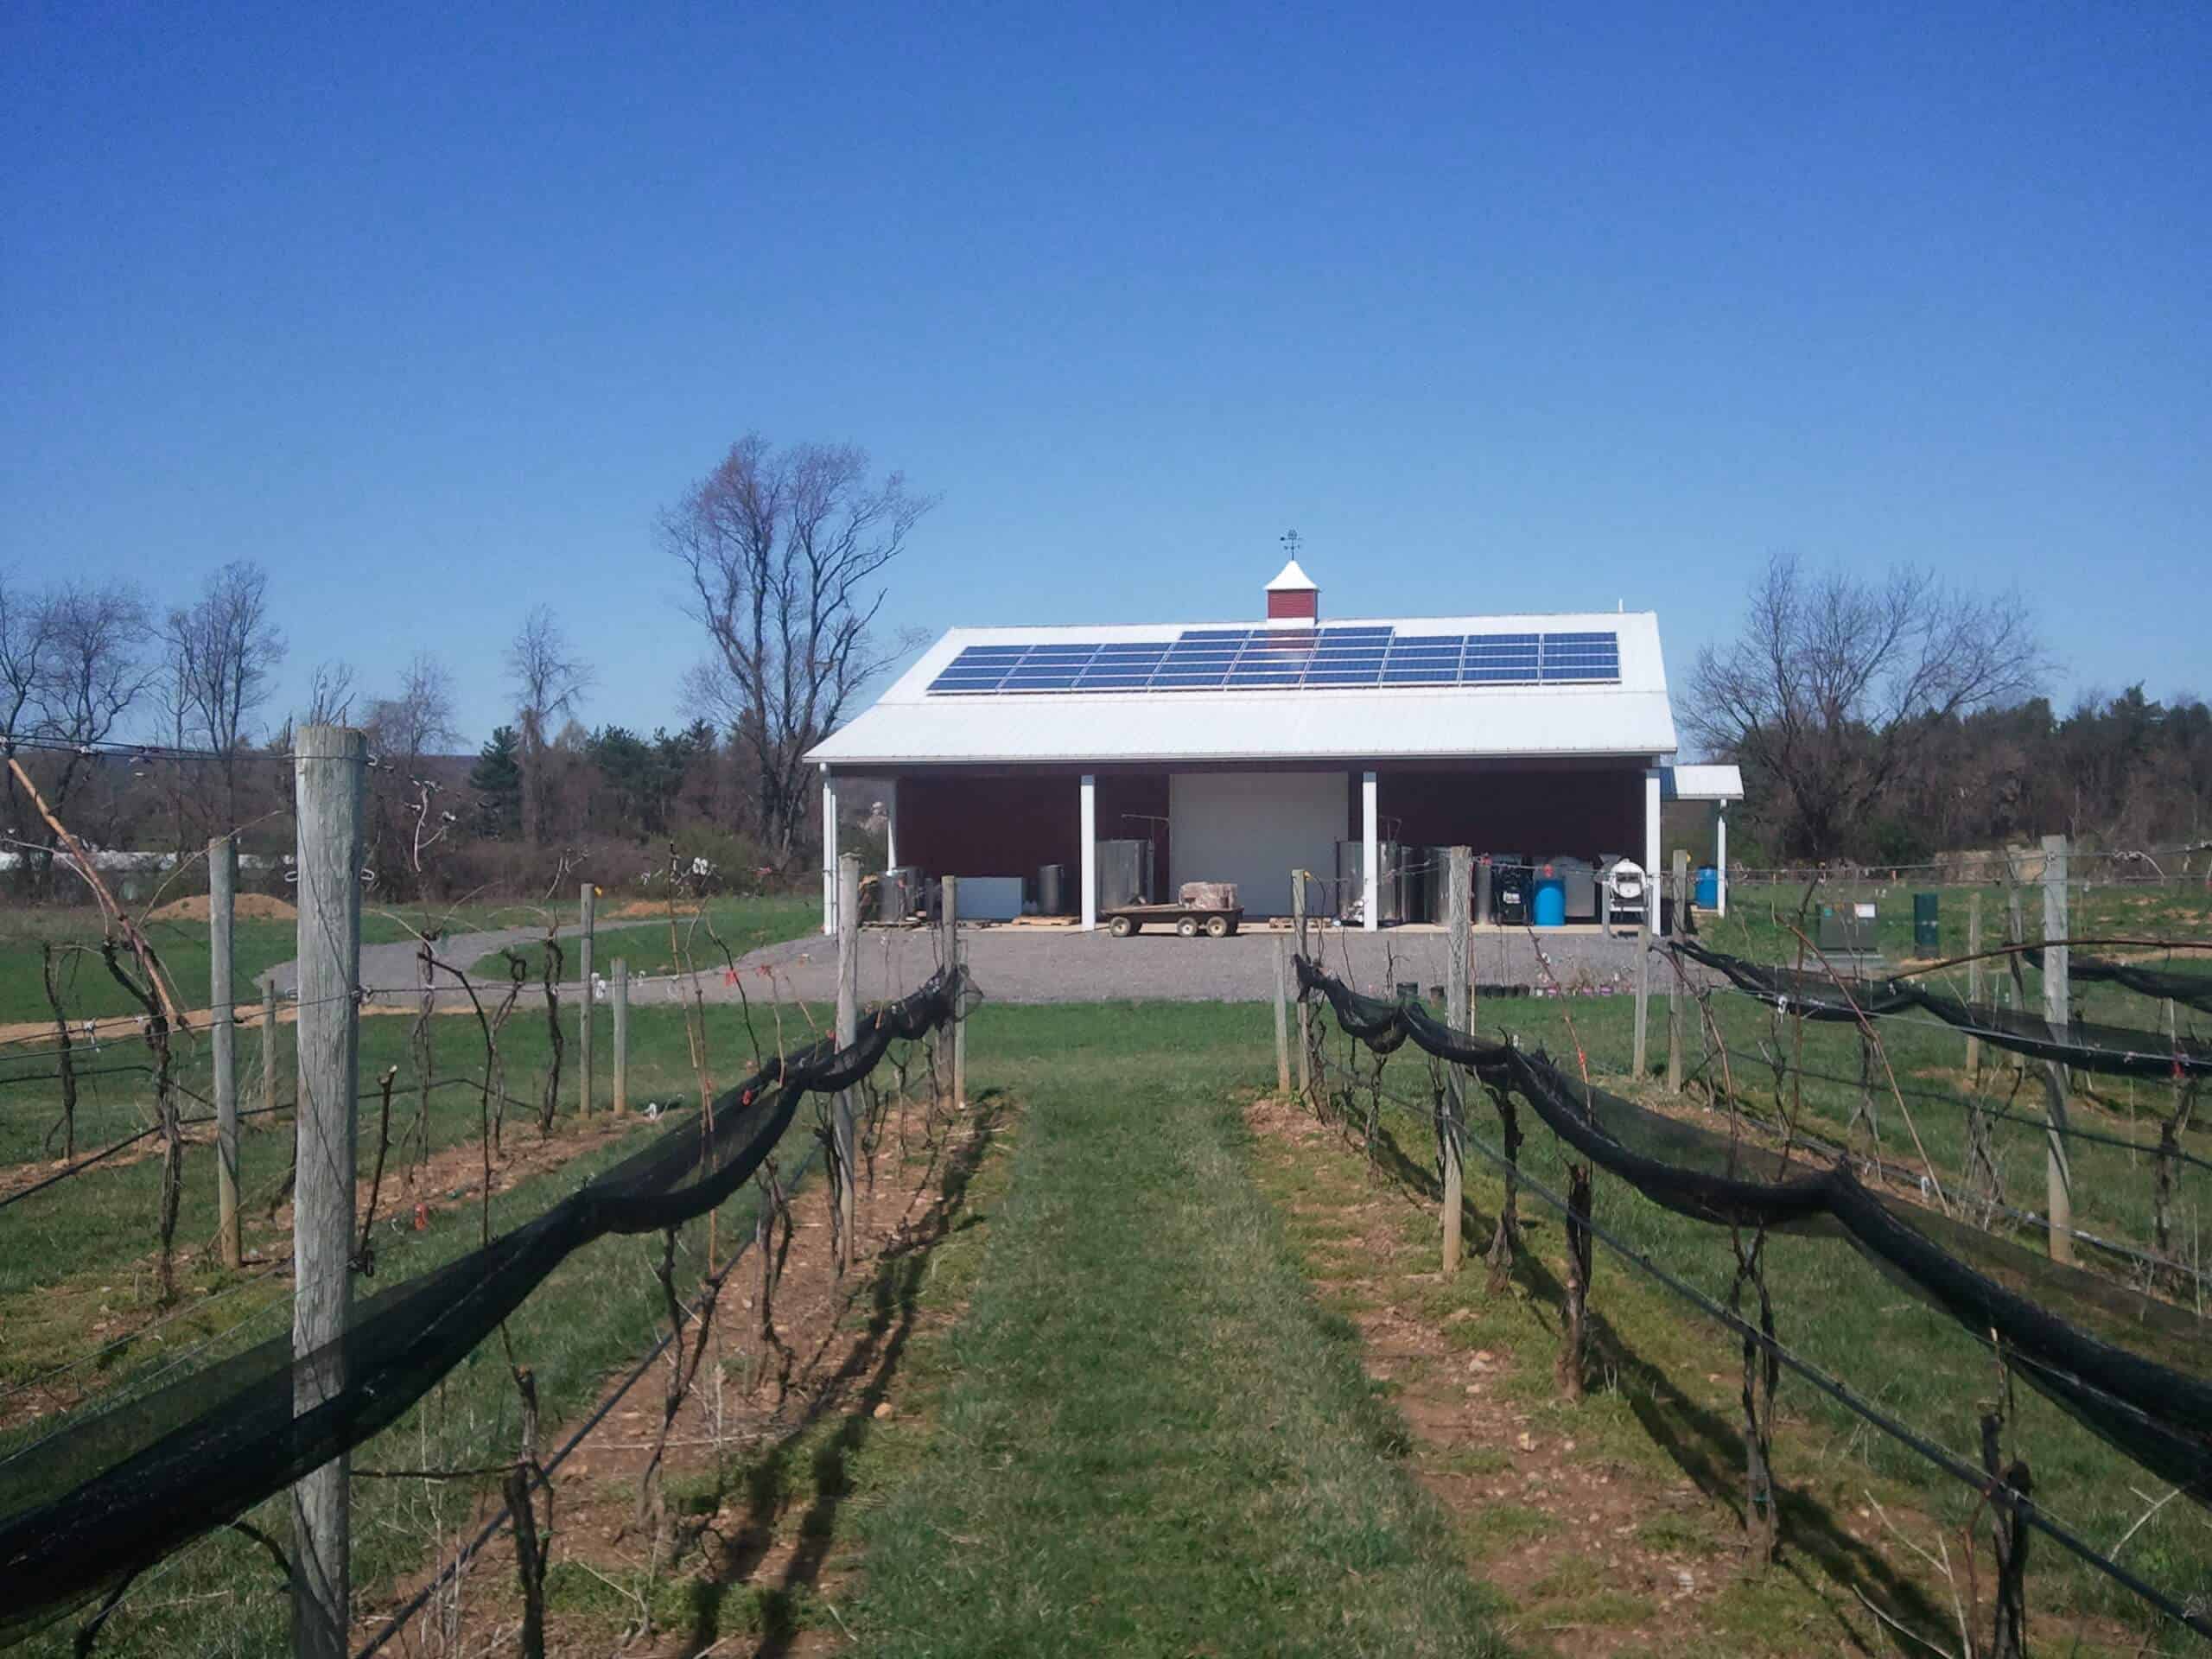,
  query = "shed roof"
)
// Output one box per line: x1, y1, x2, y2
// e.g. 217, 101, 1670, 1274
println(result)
807, 609, 1678, 769
1662, 763, 1745, 802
